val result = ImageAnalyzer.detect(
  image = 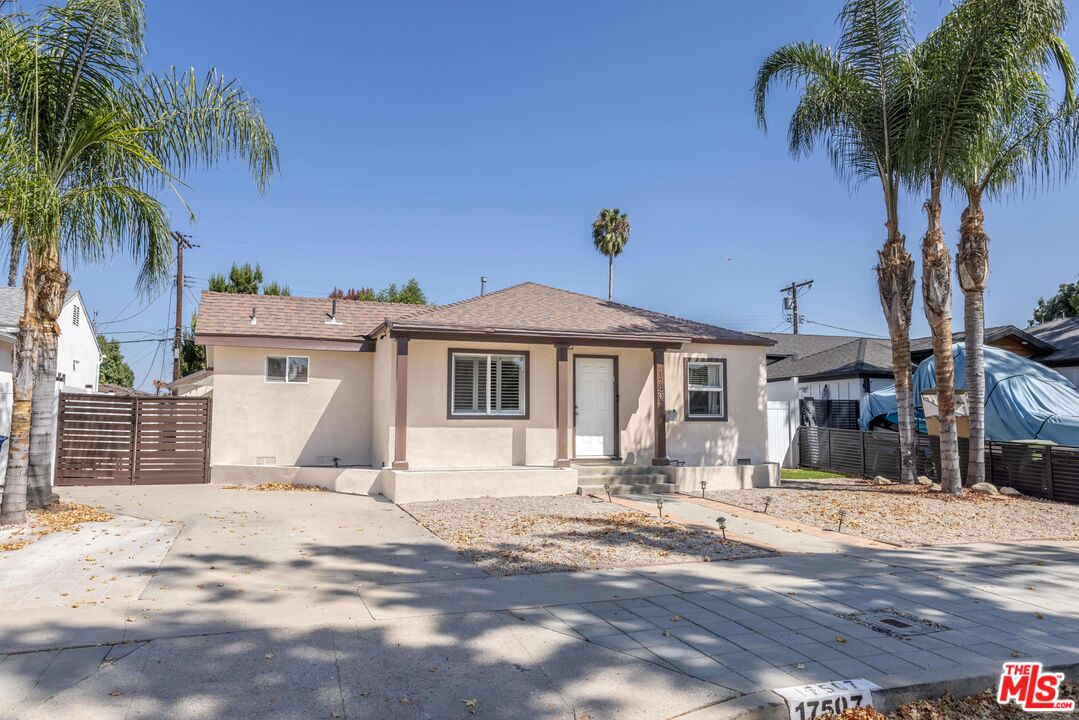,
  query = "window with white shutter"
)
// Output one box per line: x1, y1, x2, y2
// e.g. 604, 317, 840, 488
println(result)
685, 359, 726, 420
450, 351, 527, 417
